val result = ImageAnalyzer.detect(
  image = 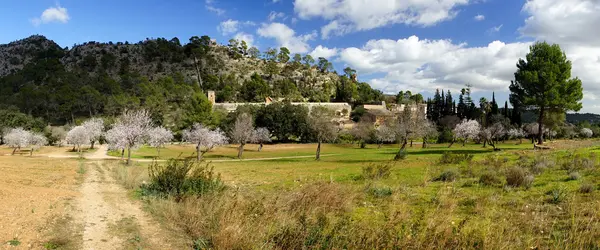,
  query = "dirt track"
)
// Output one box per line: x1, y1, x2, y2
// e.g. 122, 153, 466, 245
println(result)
76, 161, 178, 250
